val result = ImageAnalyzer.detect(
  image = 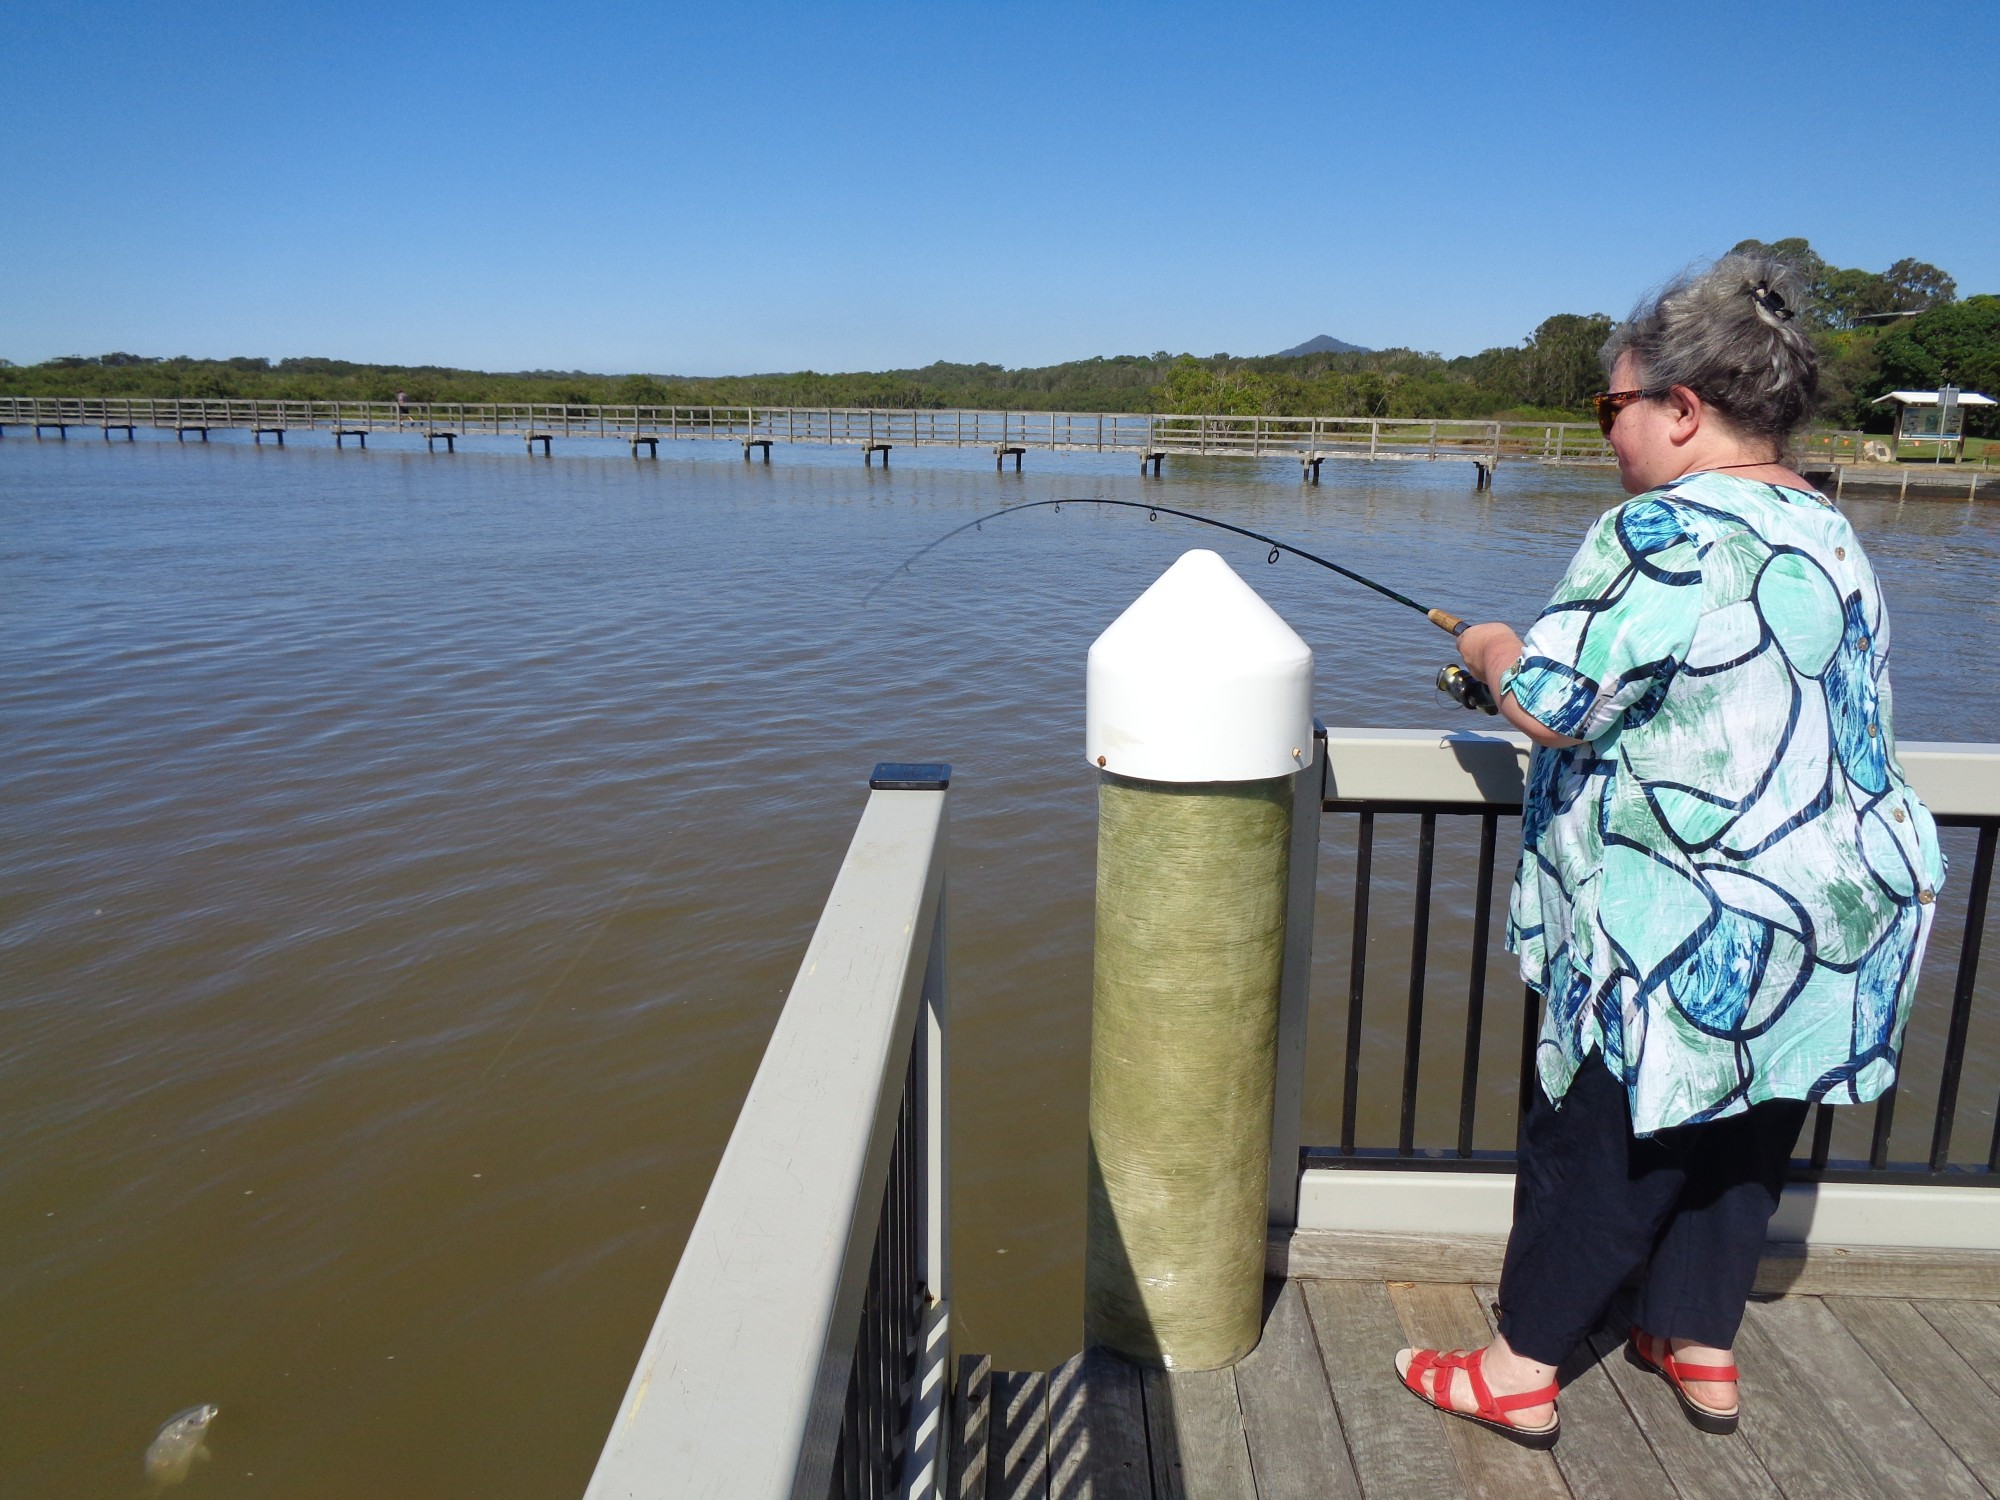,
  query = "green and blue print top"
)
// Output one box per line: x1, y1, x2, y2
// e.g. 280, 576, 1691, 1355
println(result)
1503, 472, 1945, 1135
